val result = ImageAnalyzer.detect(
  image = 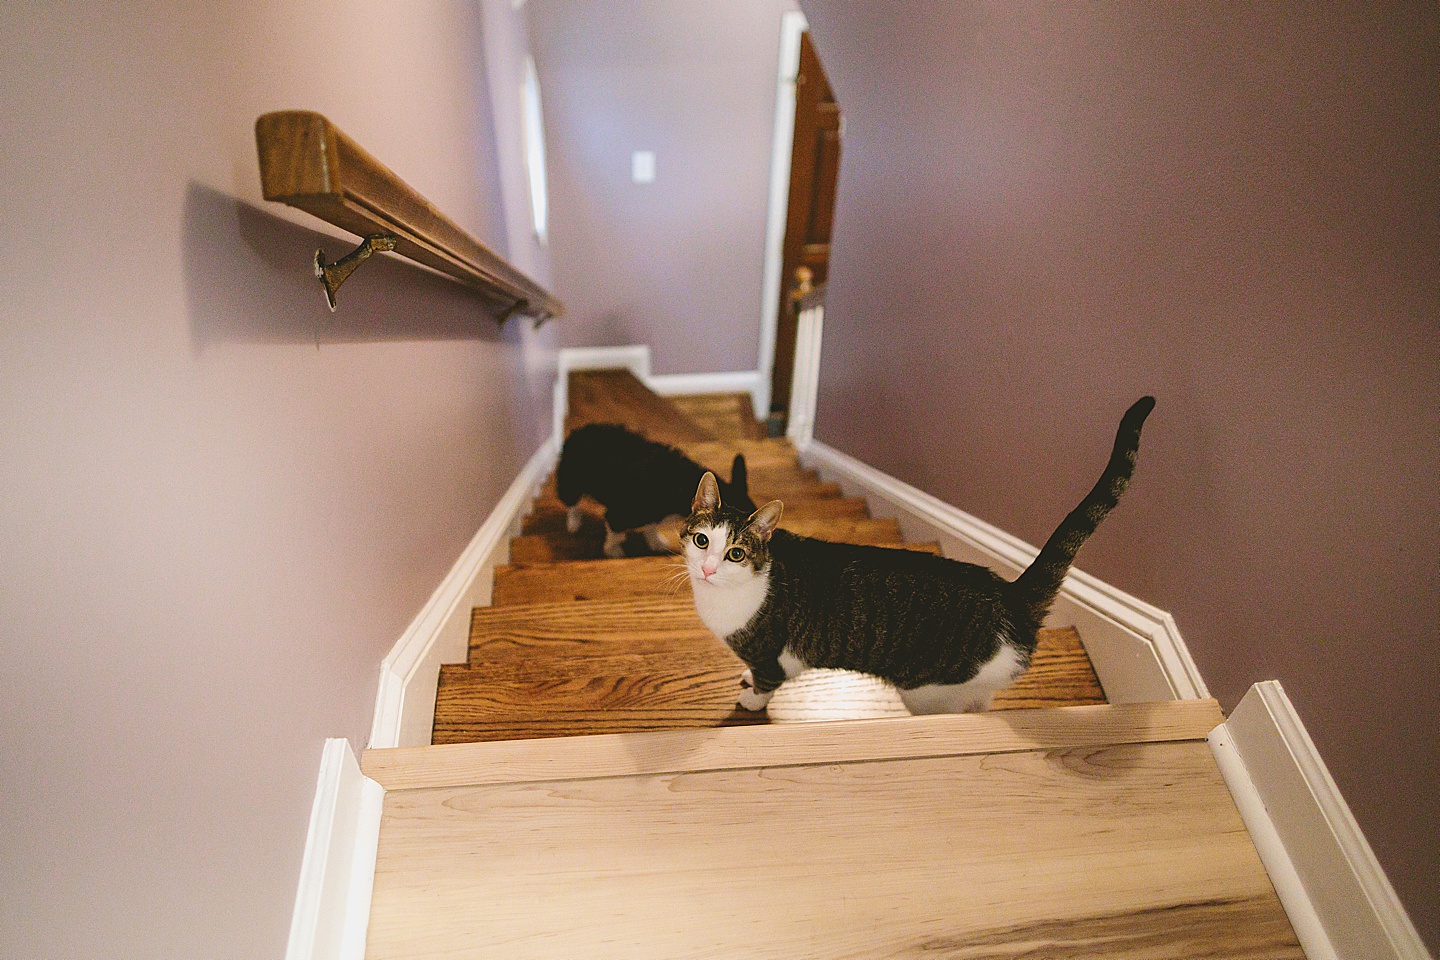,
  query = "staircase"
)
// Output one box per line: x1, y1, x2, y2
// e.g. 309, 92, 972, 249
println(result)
433, 370, 1105, 744
358, 371, 1304, 959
